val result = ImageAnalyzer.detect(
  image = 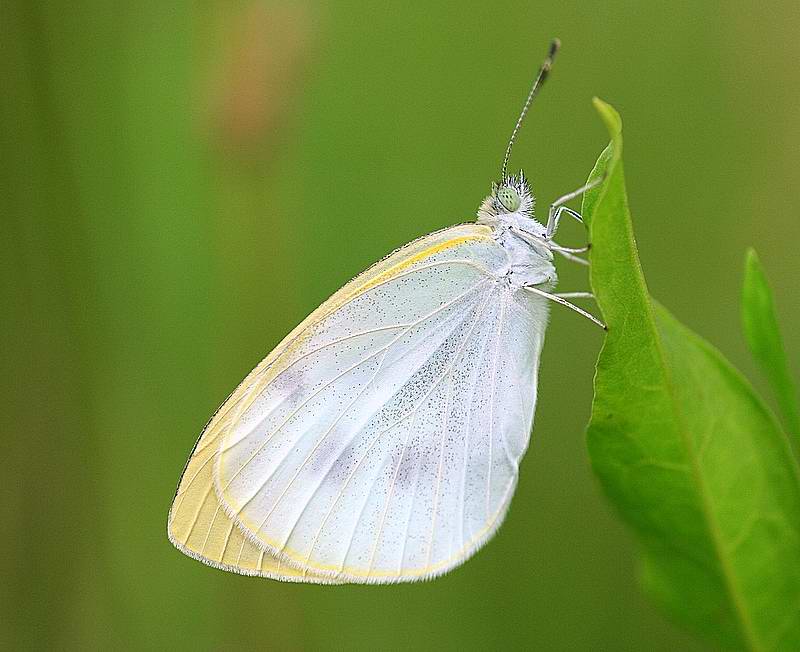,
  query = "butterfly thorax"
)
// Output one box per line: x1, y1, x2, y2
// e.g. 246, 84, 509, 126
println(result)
476, 172, 557, 290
